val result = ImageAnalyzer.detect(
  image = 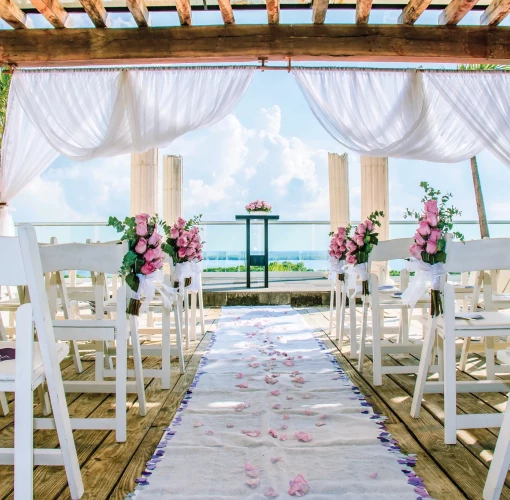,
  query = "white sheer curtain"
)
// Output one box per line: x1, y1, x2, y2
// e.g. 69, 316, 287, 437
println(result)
427, 71, 510, 166
0, 66, 254, 235
293, 68, 483, 162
